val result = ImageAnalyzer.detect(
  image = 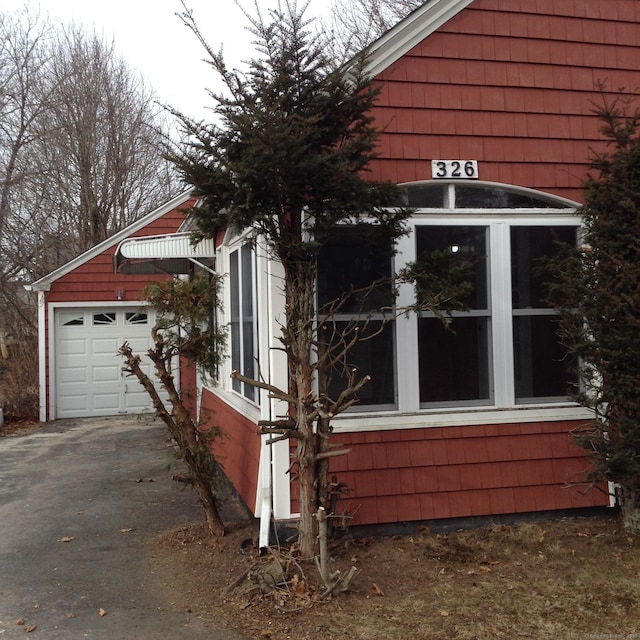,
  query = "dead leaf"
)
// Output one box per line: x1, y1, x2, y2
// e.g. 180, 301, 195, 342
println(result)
372, 583, 385, 596
15, 618, 25, 625
440, 611, 450, 617
98, 608, 107, 617
120, 528, 135, 533
25, 624, 37, 633
57, 536, 75, 543
66, 612, 76, 619
350, 554, 359, 564
479, 566, 492, 573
